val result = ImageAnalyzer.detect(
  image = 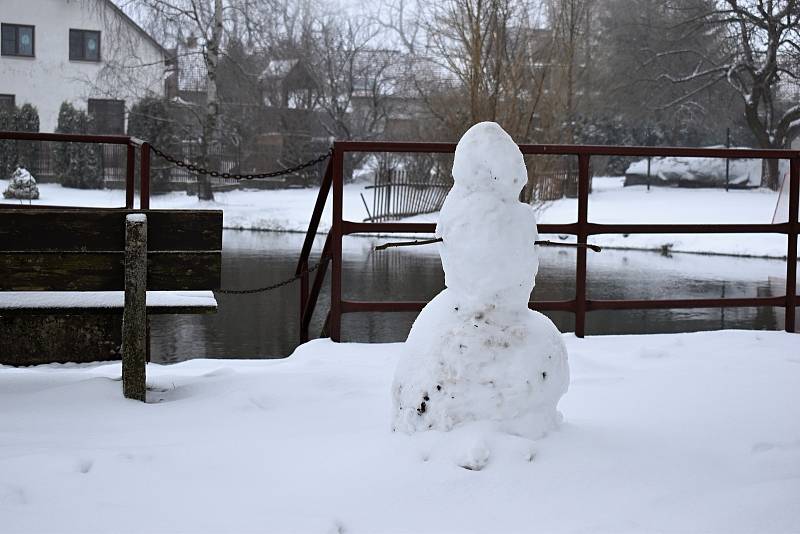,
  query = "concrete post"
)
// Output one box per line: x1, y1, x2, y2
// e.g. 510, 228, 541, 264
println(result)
123, 214, 147, 401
